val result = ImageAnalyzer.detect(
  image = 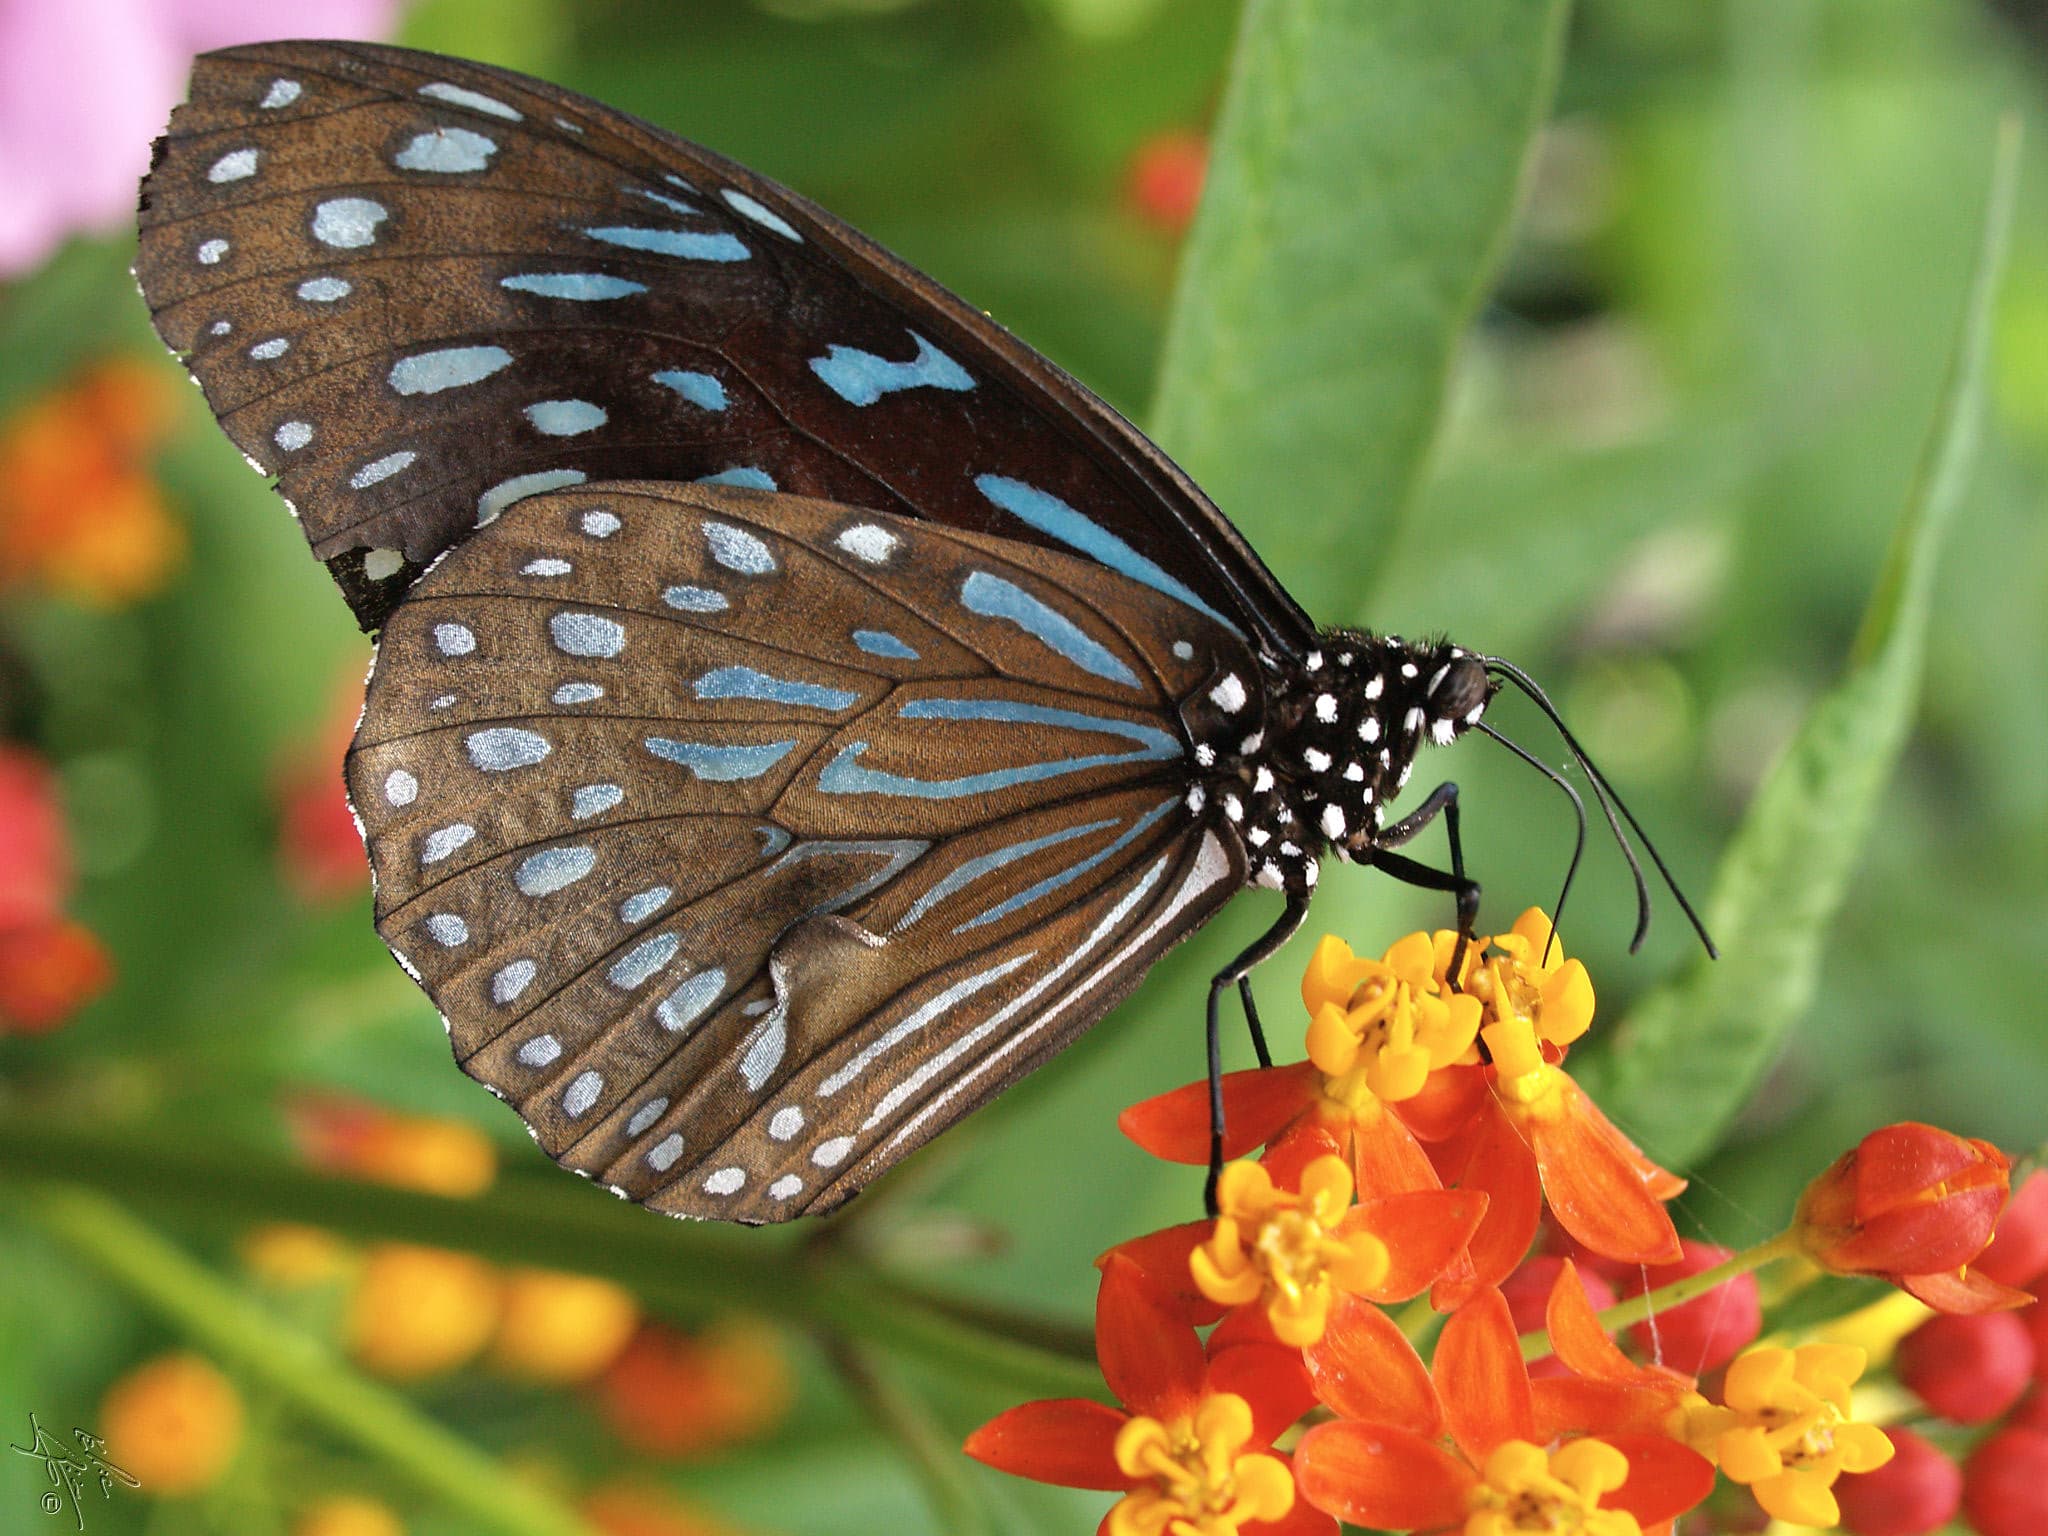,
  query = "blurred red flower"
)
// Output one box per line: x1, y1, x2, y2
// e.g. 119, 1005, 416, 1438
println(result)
0, 743, 111, 1033
274, 673, 369, 901
1126, 129, 1208, 234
